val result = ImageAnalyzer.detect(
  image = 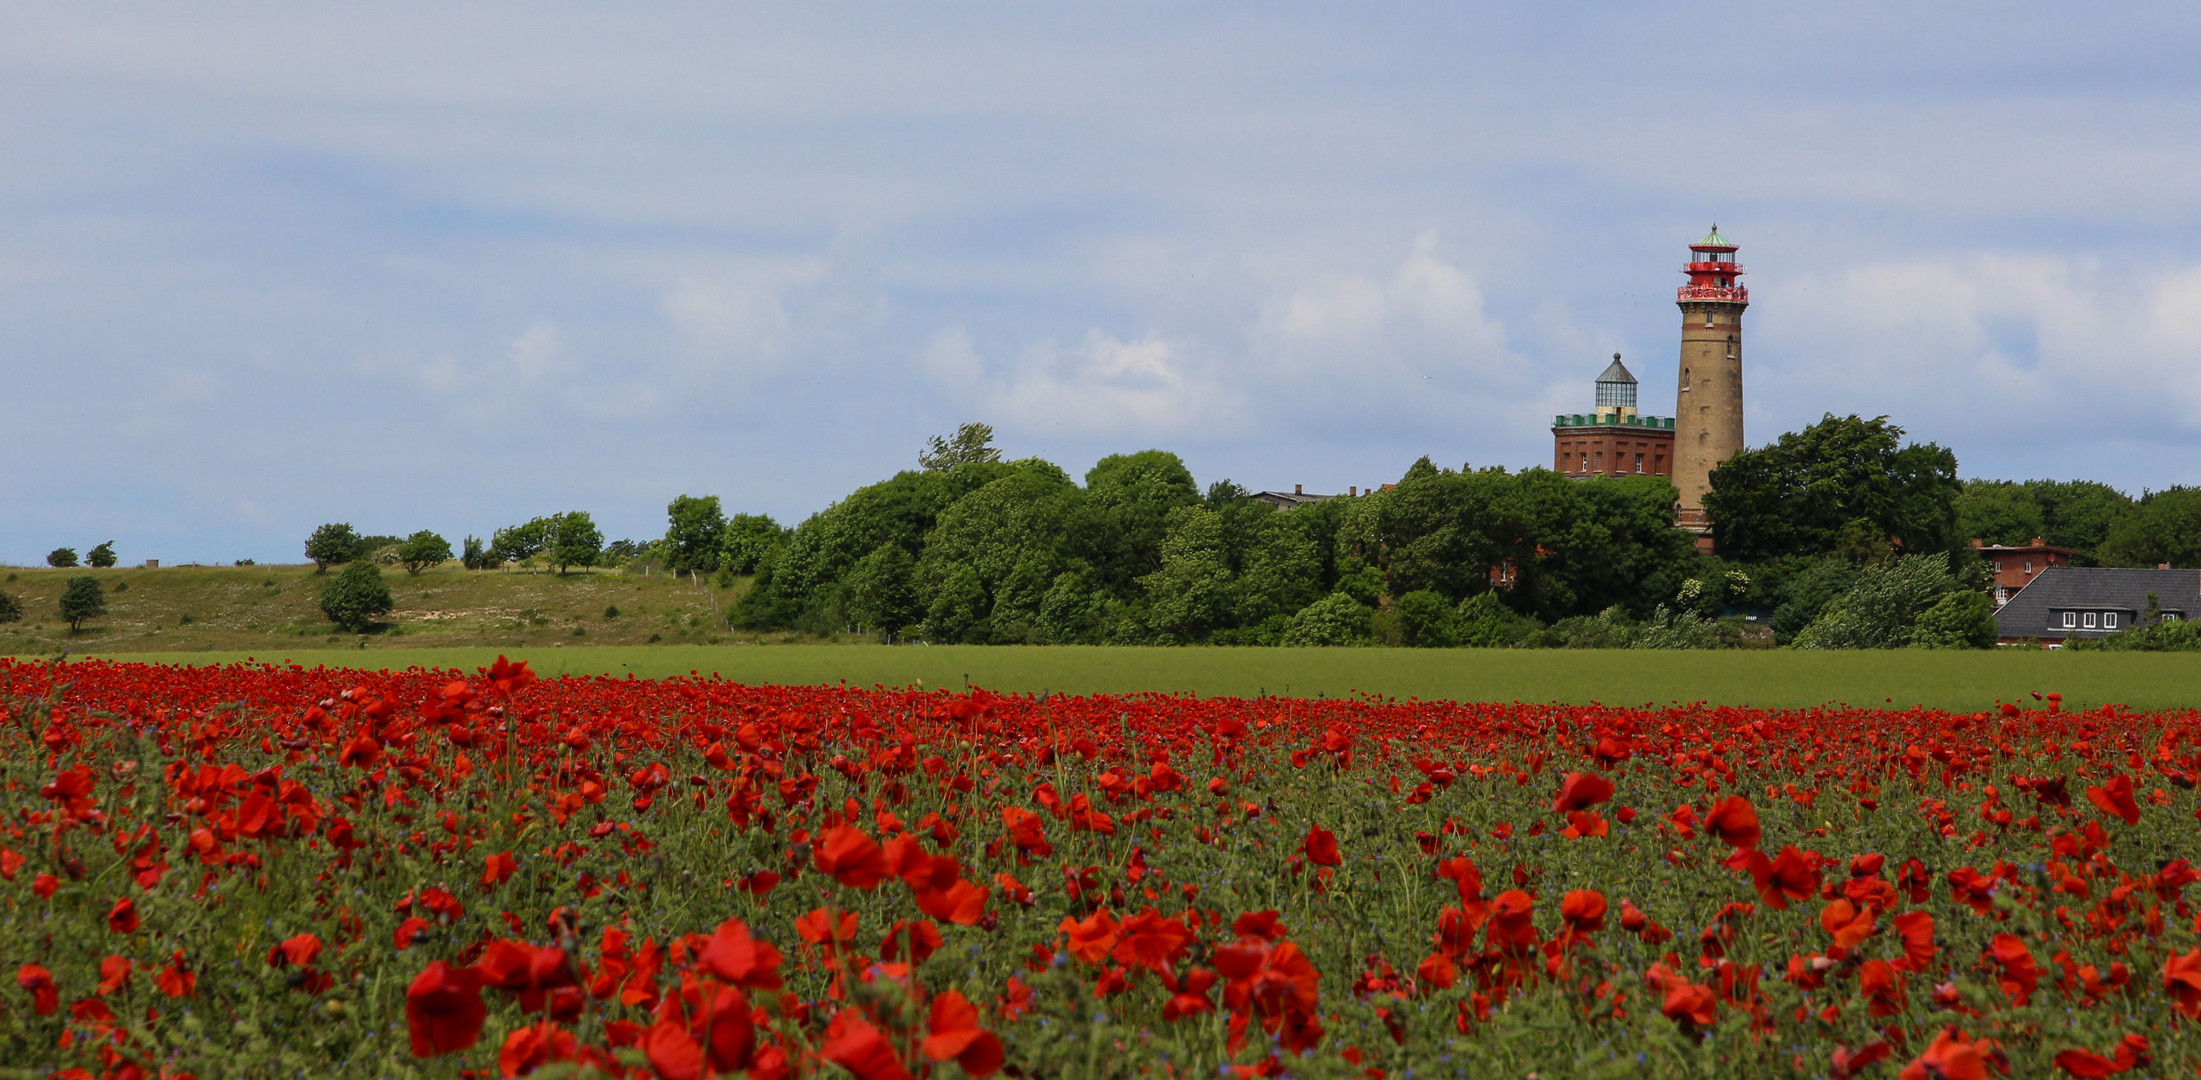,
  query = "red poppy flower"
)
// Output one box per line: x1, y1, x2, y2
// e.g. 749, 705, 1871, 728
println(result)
1646, 963, 1716, 1026
108, 897, 140, 934
813, 826, 891, 890
2053, 1048, 2119, 1079
1058, 908, 1120, 965
96, 954, 131, 995
699, 918, 784, 990
1898, 1026, 2002, 1080
823, 1011, 916, 1080
2164, 948, 2201, 1019
1416, 952, 1458, 990
1551, 771, 1615, 813
1892, 910, 1936, 971
156, 952, 197, 998
1706, 796, 1761, 850
1989, 934, 2038, 1005
17, 964, 58, 1015
1560, 889, 1606, 933
923, 989, 1004, 1078
486, 655, 536, 695
700, 985, 756, 1072
1819, 899, 1874, 951
641, 1018, 705, 1080
2085, 774, 2142, 826
1302, 825, 1342, 867
1858, 959, 1906, 1017
498, 1019, 580, 1078
482, 850, 518, 888
406, 960, 487, 1058
267, 934, 323, 968
1162, 967, 1218, 1020
1111, 909, 1194, 974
